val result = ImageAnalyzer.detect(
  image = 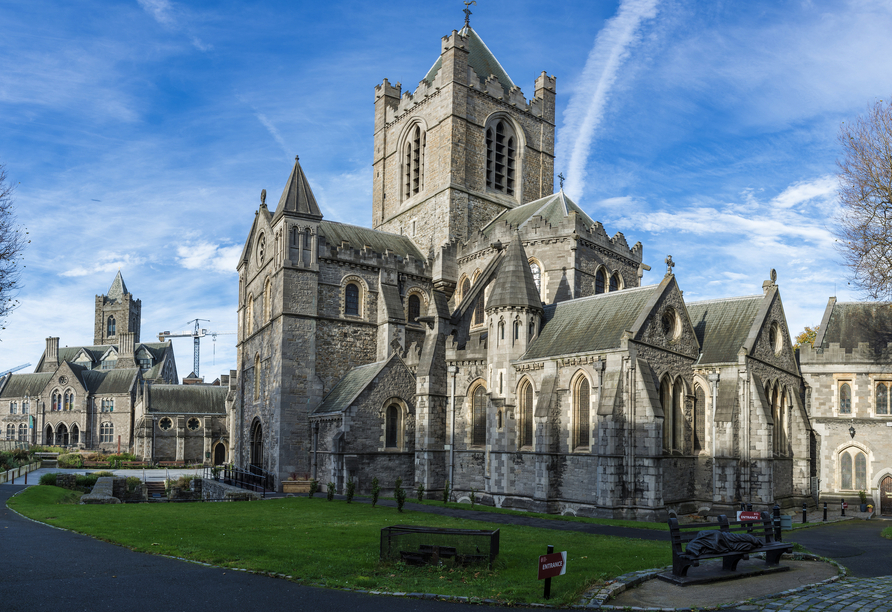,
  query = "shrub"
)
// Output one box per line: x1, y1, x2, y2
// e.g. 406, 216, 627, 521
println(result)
126, 476, 142, 493
394, 477, 406, 512
443, 479, 450, 504
859, 490, 868, 504
470, 487, 476, 507
326, 481, 335, 501
57, 454, 83, 469
346, 479, 355, 503
76, 474, 99, 489
308, 479, 318, 498
371, 477, 380, 507
416, 483, 425, 502
176, 475, 196, 489
39, 473, 58, 486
